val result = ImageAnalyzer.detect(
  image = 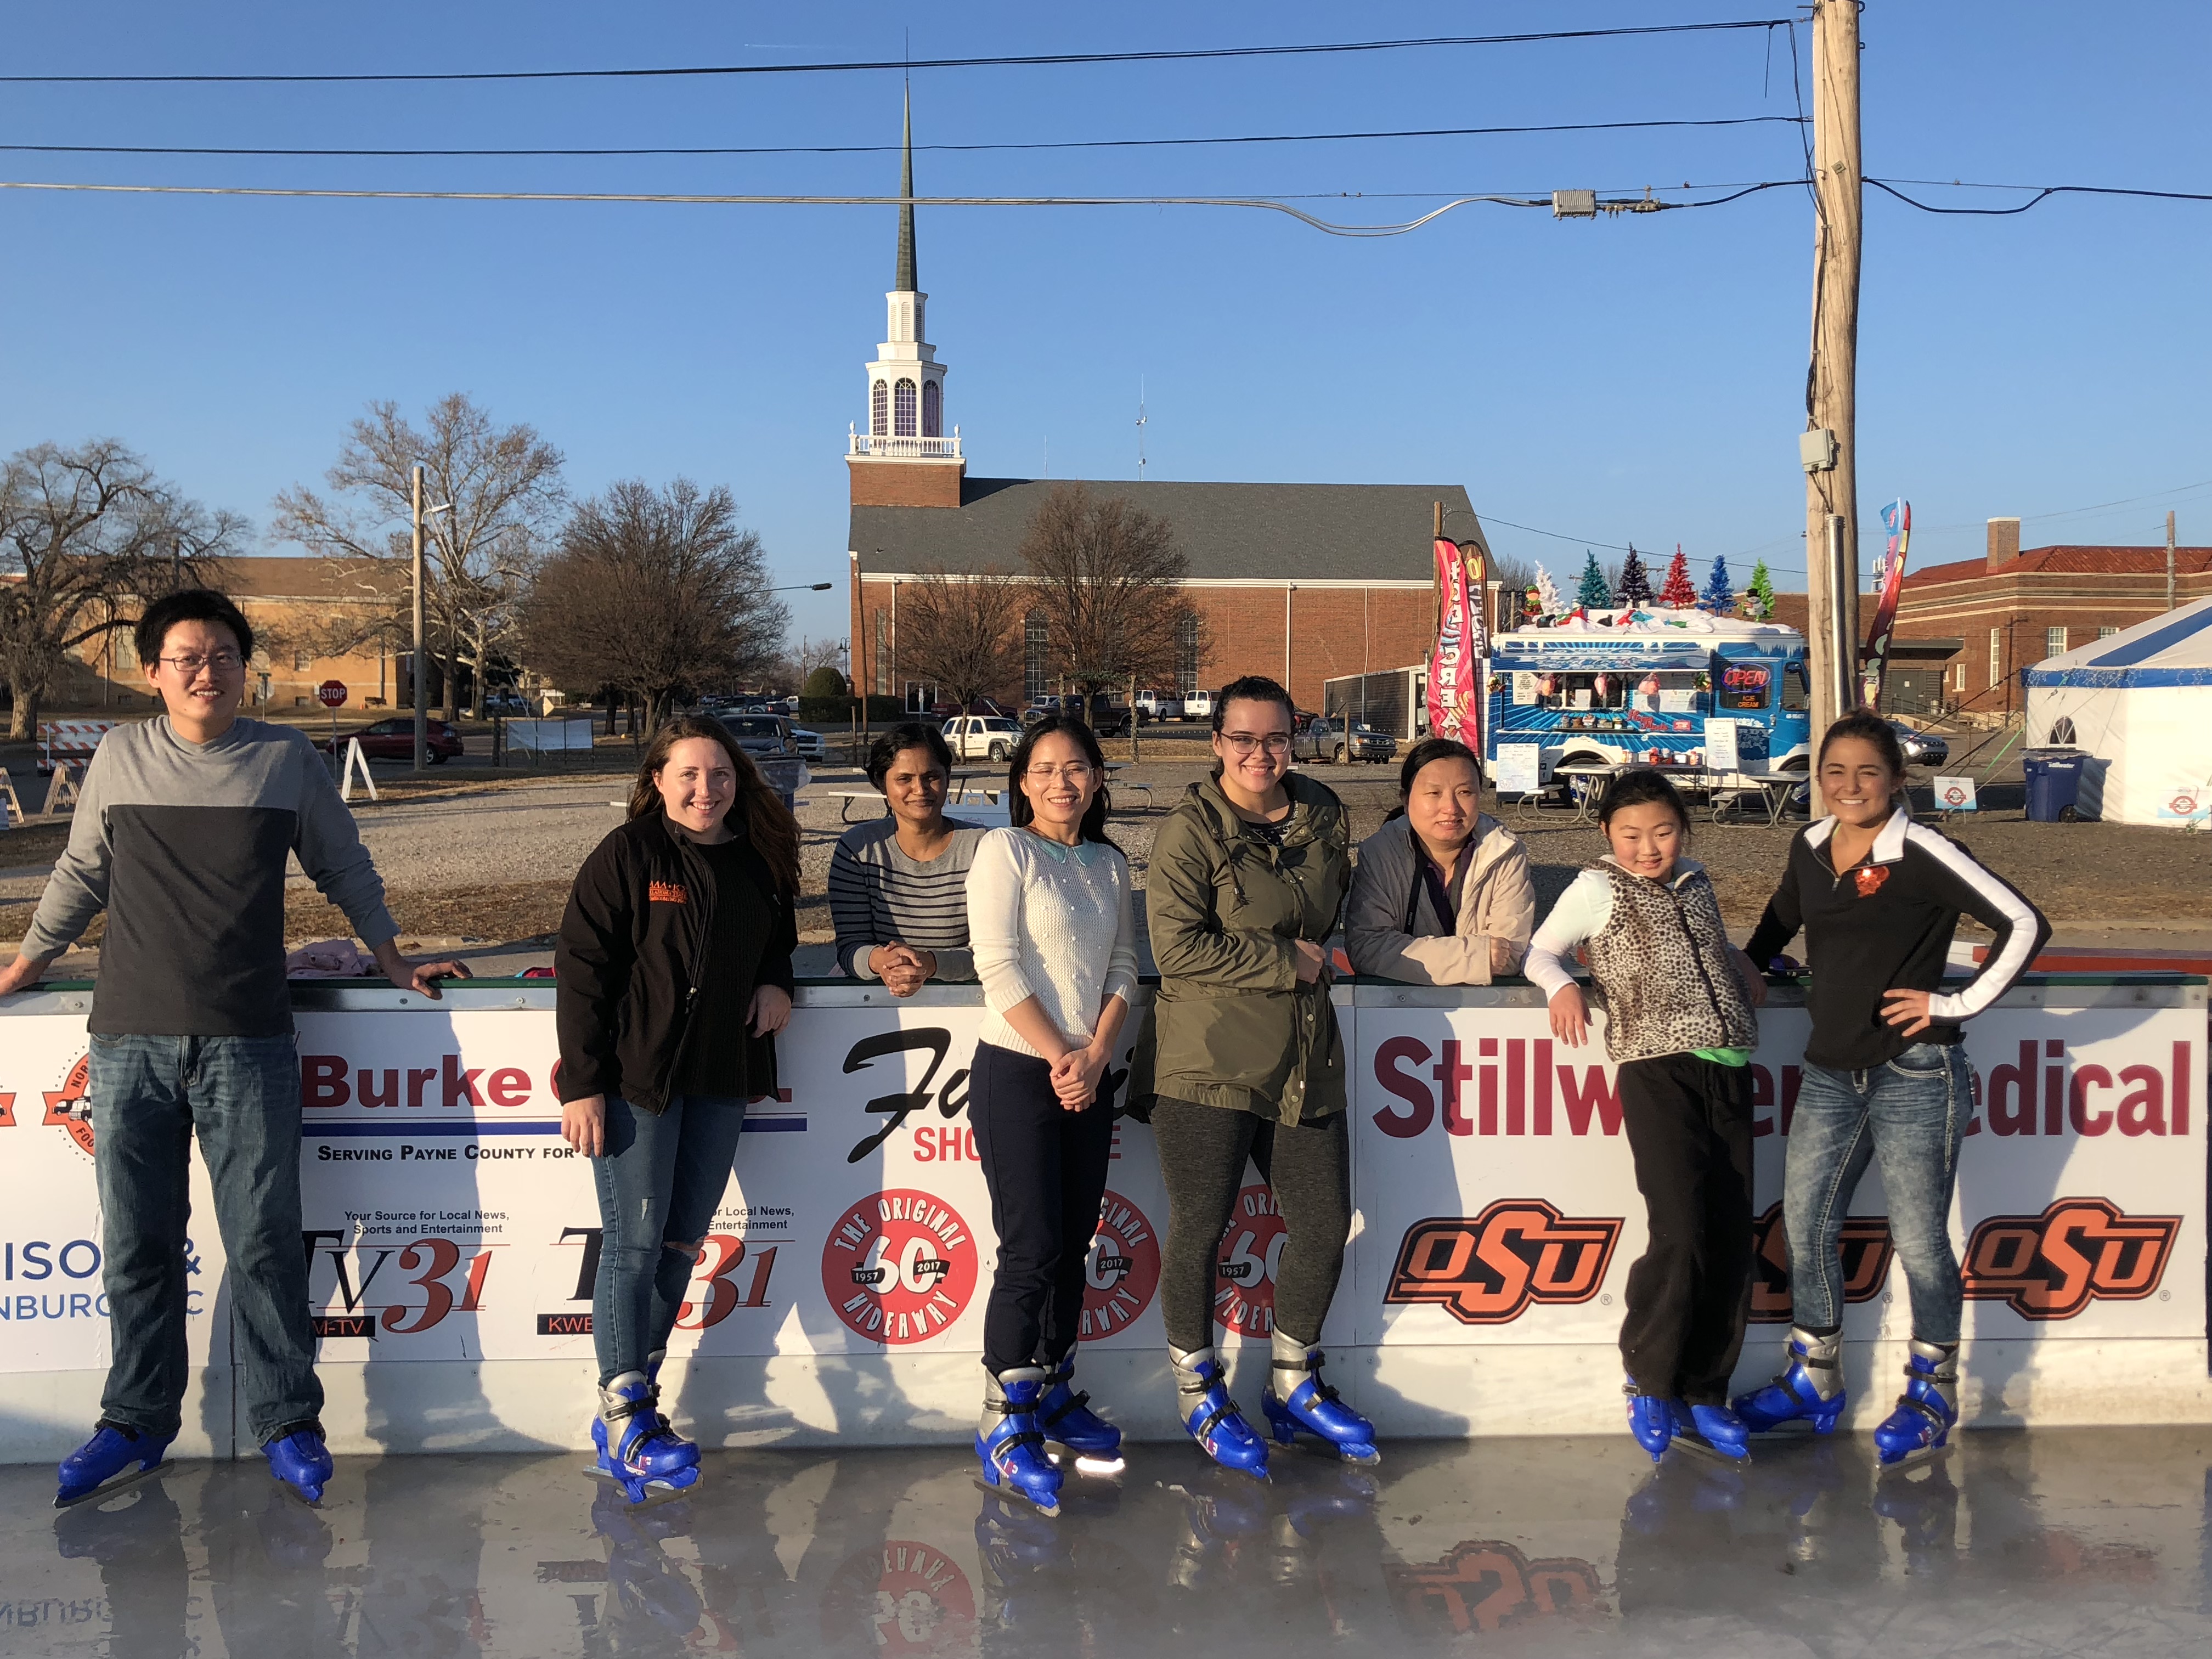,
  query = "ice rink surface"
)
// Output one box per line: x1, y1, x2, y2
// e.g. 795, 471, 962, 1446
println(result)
4, 1427, 2209, 1657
